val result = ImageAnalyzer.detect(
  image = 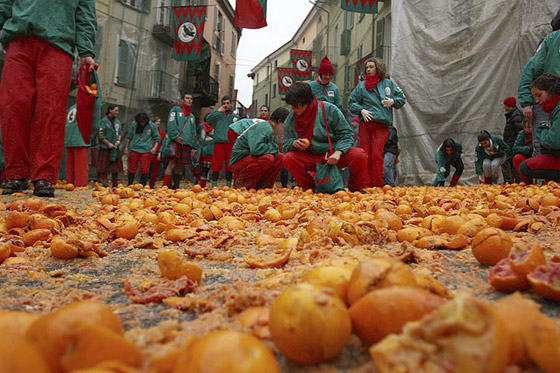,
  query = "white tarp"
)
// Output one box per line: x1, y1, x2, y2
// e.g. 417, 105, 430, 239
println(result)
391, 0, 559, 185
